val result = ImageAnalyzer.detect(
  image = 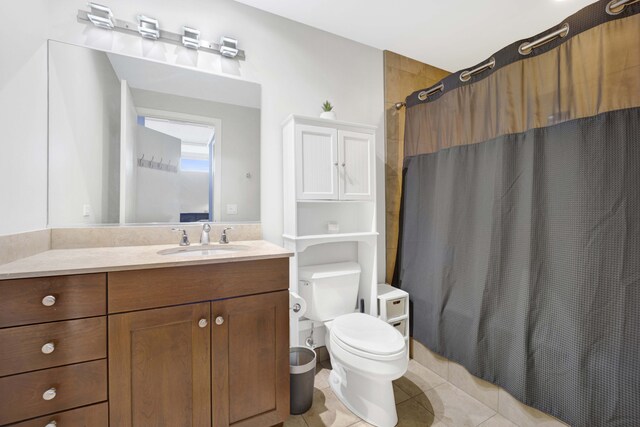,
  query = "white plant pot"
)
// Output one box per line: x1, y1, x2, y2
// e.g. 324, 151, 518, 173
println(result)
320, 111, 336, 120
